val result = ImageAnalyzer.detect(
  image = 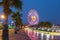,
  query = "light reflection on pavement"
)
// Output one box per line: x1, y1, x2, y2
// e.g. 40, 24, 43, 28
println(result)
0, 30, 2, 40
24, 28, 60, 40
25, 29, 38, 40
0, 29, 15, 40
